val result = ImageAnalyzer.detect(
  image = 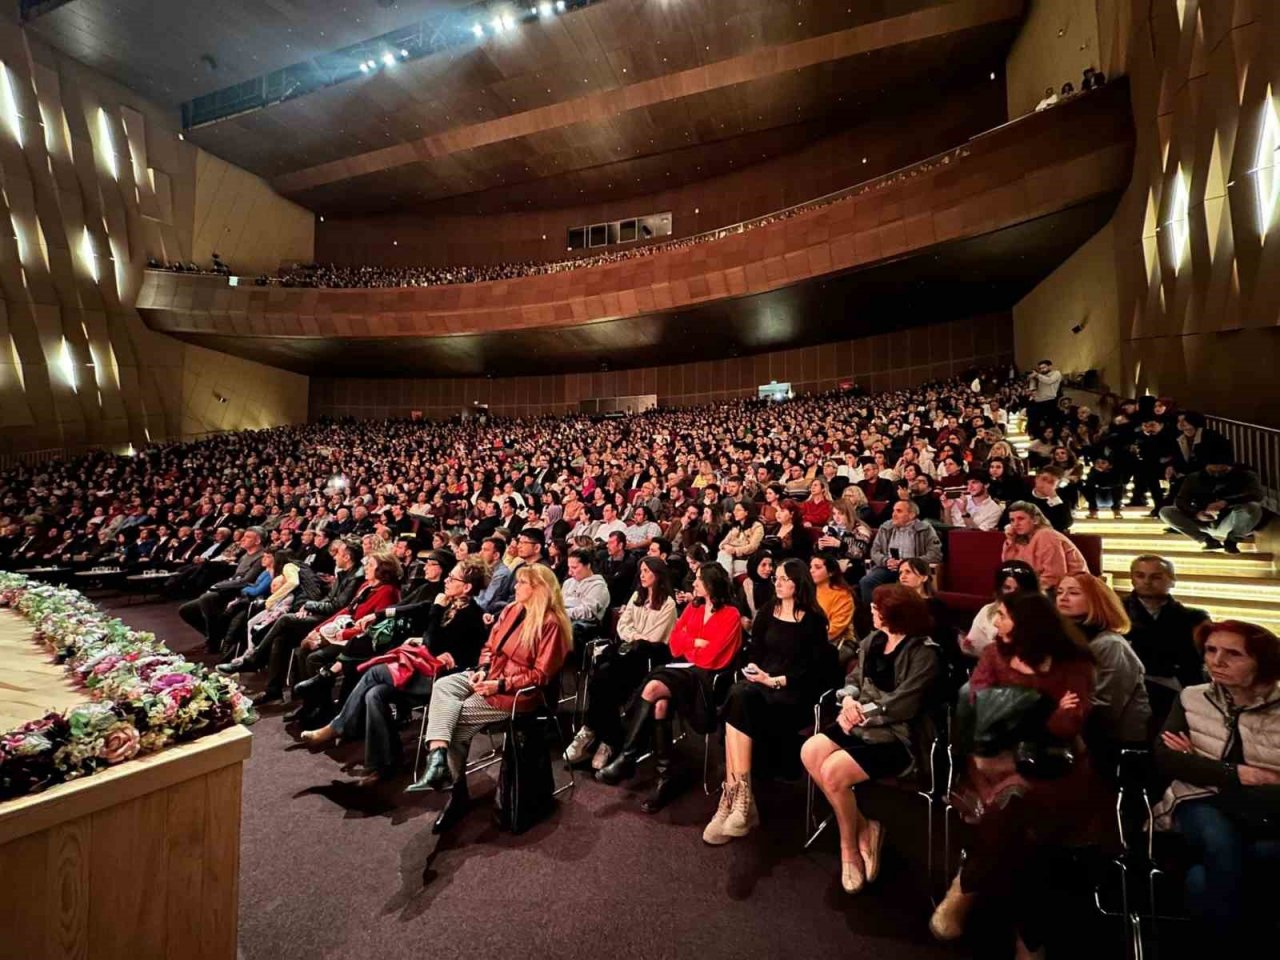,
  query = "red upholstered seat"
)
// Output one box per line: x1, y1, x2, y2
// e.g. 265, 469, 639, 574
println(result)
935, 528, 1103, 621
